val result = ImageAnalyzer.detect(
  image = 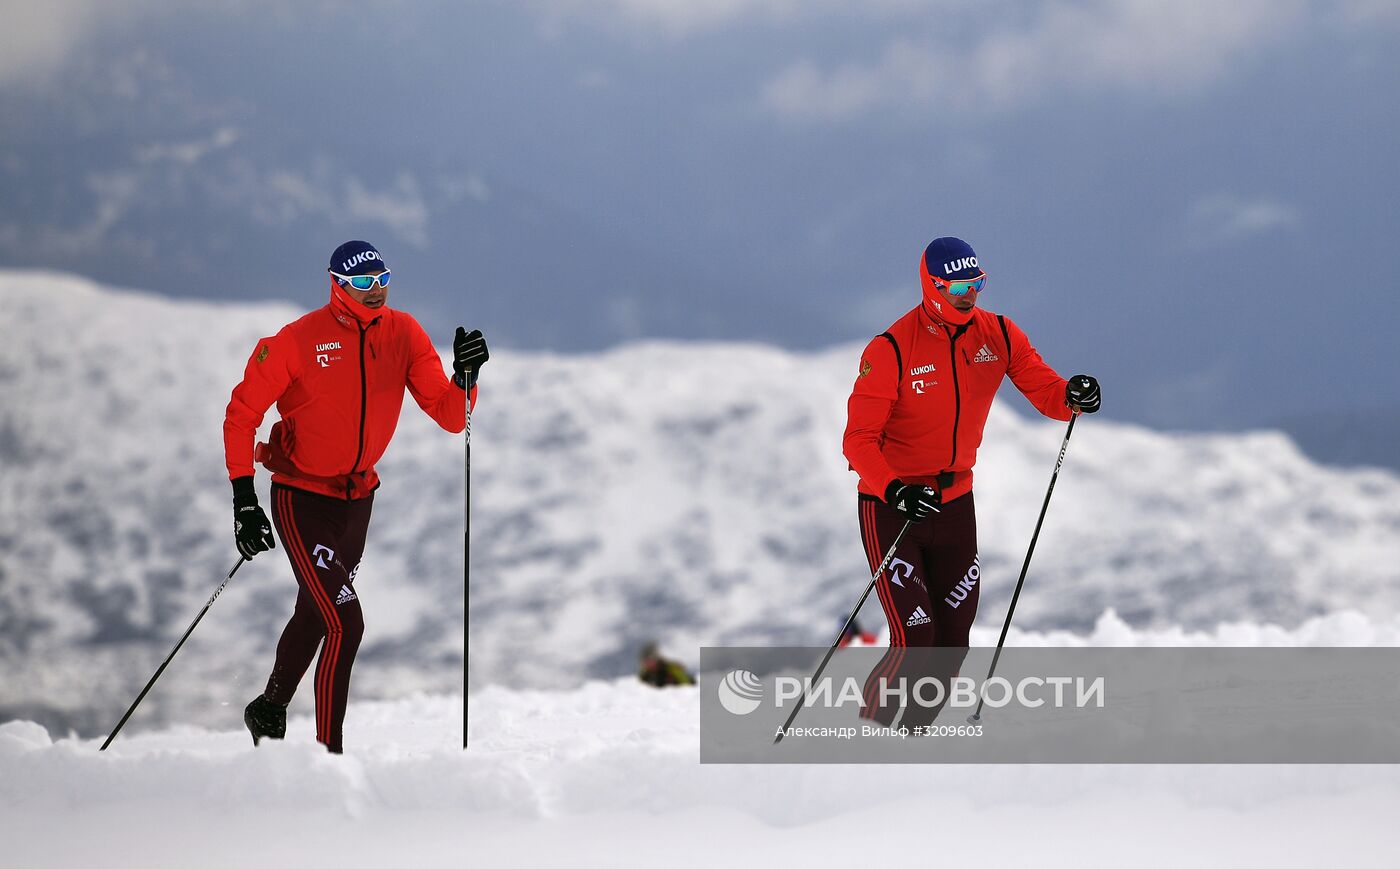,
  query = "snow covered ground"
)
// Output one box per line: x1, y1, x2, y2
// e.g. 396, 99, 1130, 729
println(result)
5, 675, 1400, 868
7, 615, 1400, 867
